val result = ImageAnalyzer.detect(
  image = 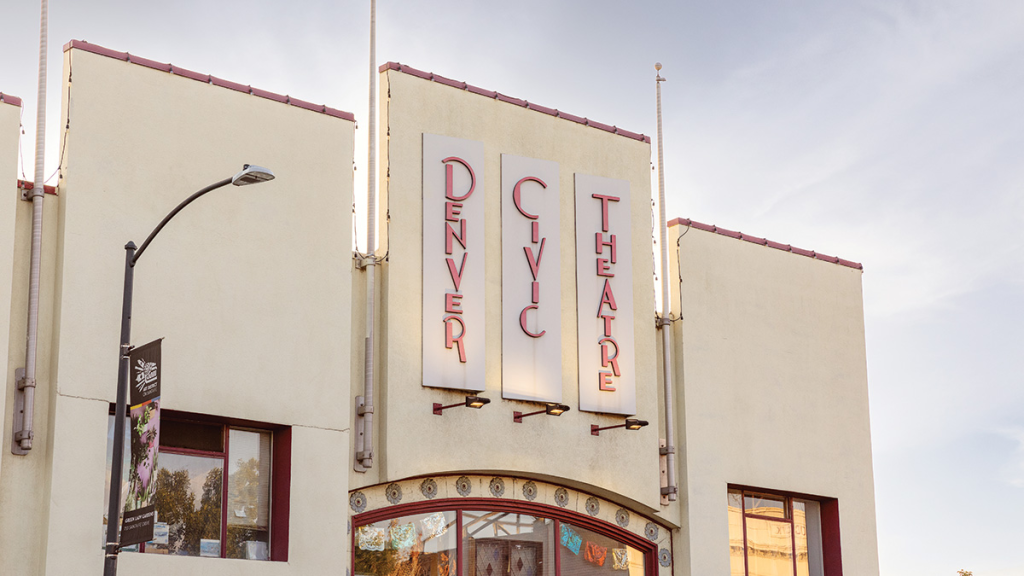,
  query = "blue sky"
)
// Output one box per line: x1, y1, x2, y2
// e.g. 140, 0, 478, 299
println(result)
2, 1, 1022, 573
